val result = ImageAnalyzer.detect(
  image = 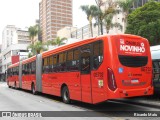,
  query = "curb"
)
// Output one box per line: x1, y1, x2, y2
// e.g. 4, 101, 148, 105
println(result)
112, 99, 160, 109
